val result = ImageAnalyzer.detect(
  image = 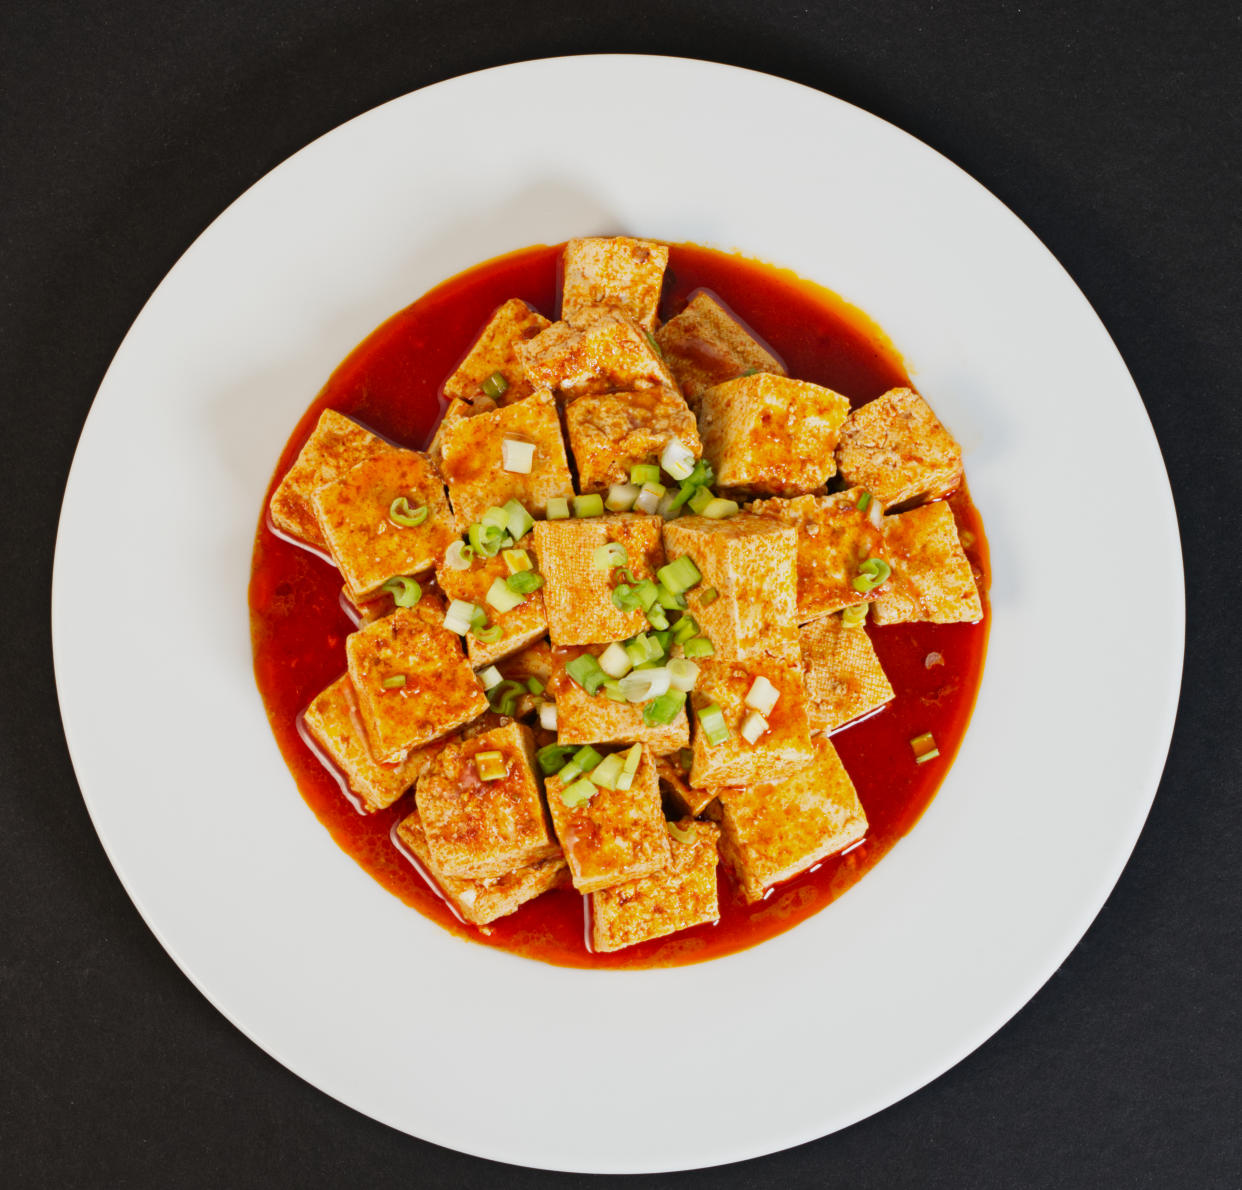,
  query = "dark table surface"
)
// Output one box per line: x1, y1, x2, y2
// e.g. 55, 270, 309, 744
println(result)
4, 2, 1239, 1187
